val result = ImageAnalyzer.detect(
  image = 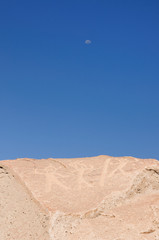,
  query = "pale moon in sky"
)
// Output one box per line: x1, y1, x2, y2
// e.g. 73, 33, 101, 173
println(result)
85, 40, 92, 45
